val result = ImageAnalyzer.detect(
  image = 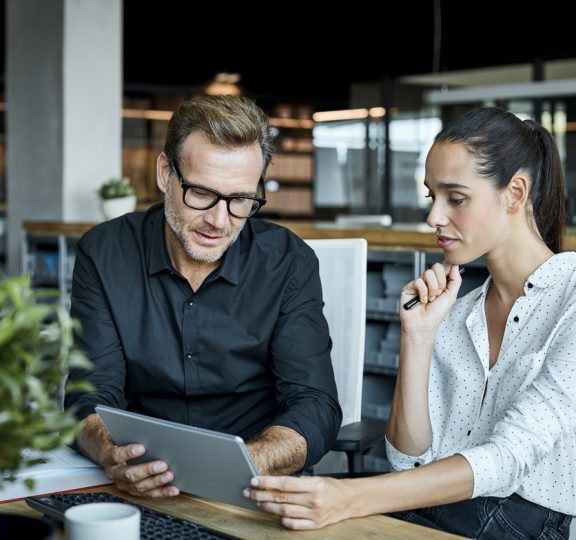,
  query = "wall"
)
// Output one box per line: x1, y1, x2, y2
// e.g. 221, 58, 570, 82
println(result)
5, 0, 122, 274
